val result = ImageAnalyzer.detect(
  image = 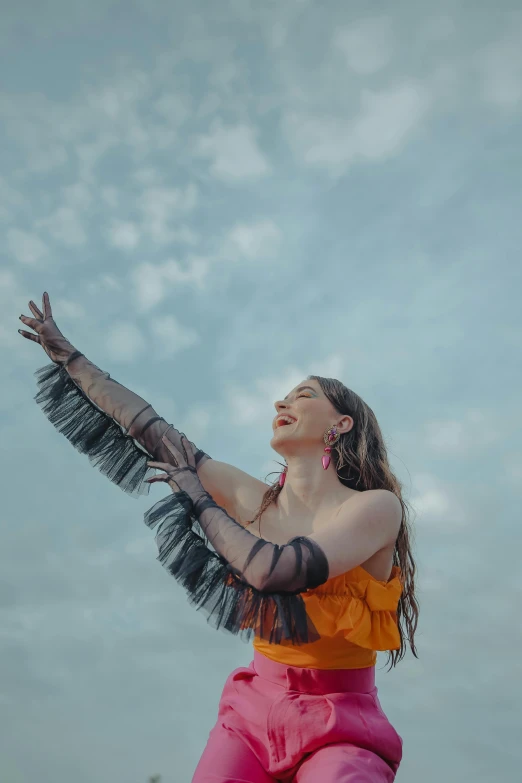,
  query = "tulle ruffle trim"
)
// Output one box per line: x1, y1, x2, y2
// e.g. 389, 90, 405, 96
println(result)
144, 491, 322, 646
34, 361, 154, 497
33, 360, 320, 645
